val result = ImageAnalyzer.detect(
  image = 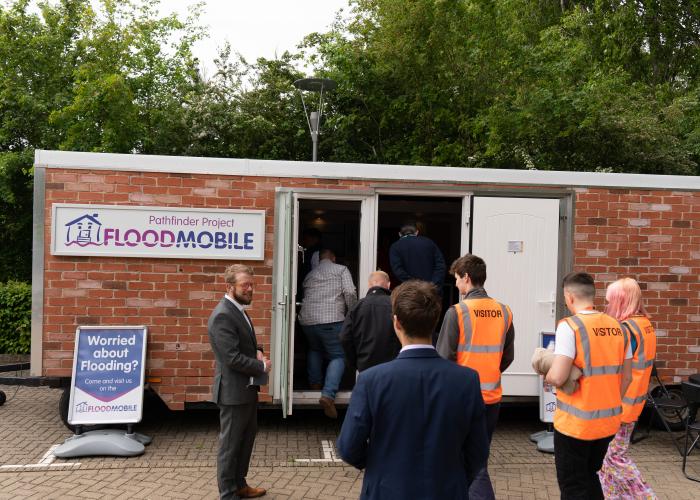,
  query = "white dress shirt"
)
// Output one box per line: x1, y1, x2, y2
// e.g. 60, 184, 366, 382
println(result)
400, 344, 435, 353
225, 294, 252, 331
